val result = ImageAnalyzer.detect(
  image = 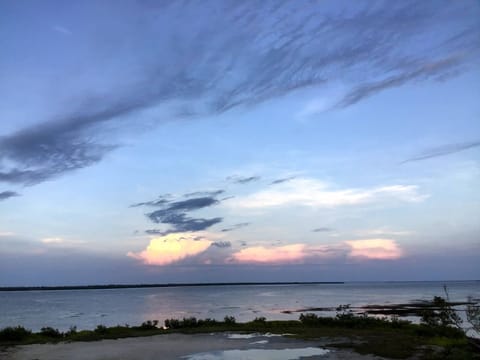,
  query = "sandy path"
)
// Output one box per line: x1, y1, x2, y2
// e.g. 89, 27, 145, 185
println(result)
1, 333, 382, 360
